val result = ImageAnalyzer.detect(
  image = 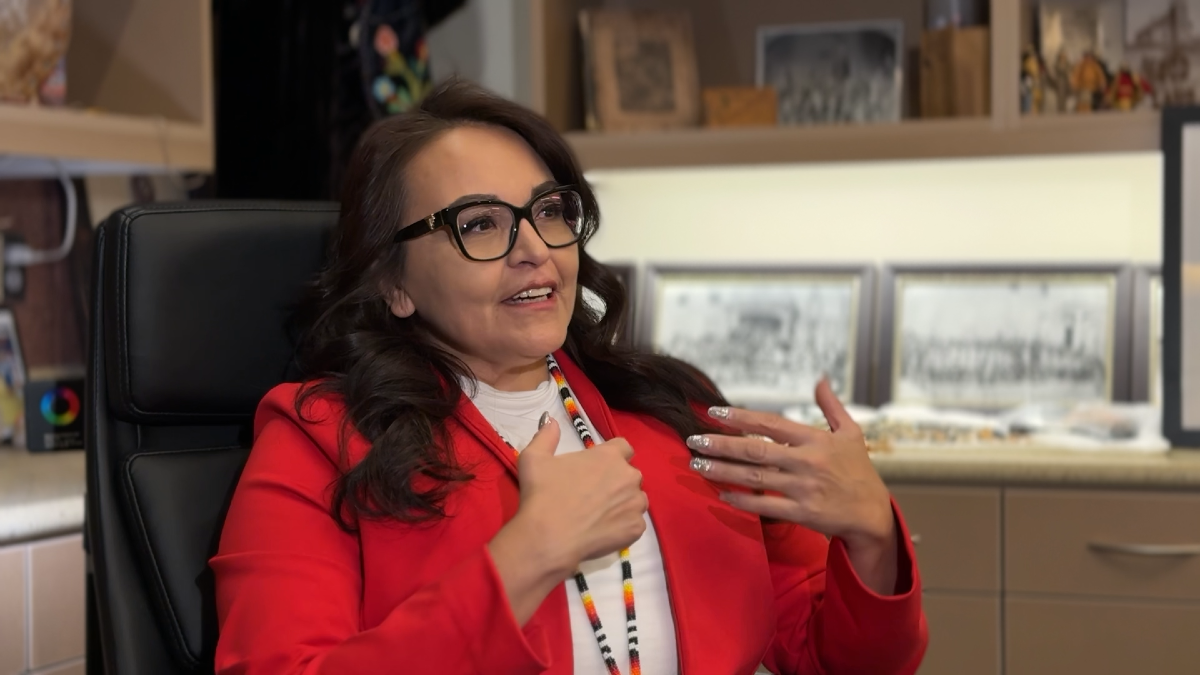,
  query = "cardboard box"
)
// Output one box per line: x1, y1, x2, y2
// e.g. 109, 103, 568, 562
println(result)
702, 86, 777, 128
